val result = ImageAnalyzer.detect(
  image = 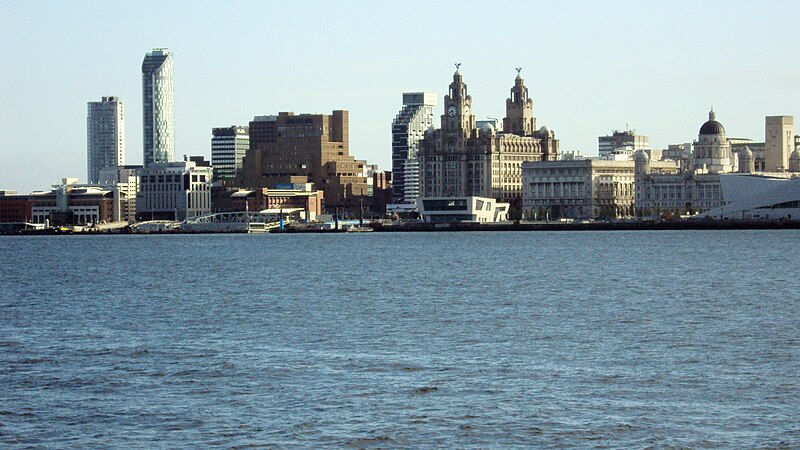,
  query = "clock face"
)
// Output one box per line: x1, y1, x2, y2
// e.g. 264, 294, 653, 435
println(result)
447, 105, 457, 117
